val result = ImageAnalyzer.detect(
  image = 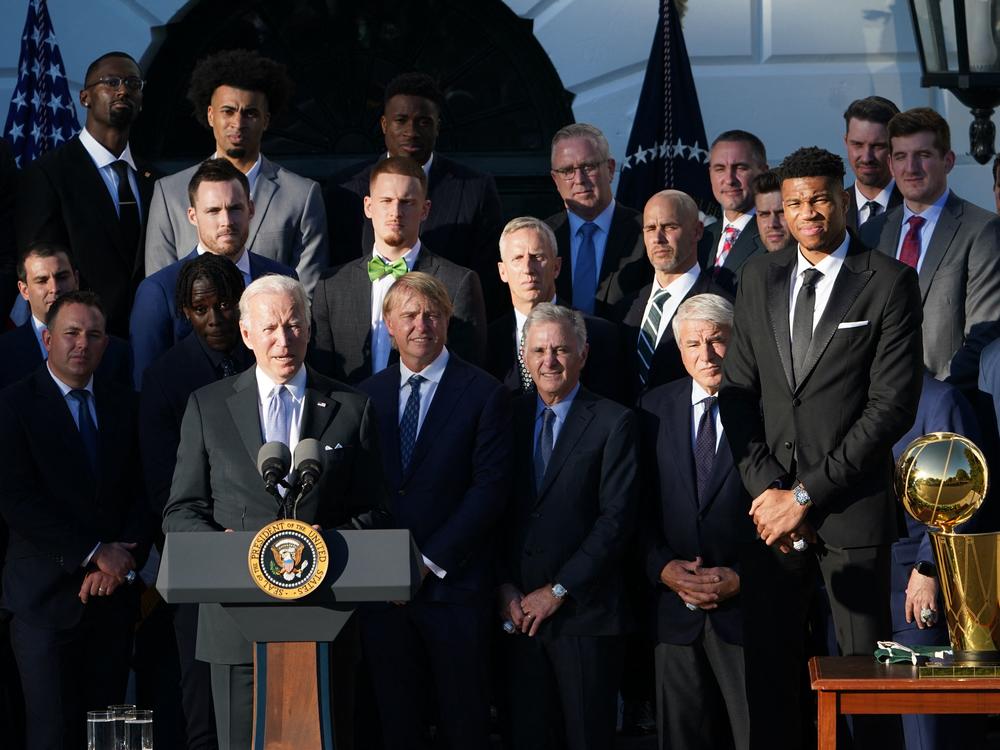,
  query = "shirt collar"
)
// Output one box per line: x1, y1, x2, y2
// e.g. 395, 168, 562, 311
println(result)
690, 379, 718, 406
902, 188, 950, 224
653, 261, 702, 294
213, 151, 263, 189
47, 363, 94, 397
536, 382, 580, 421
567, 199, 616, 237
513, 295, 558, 342
400, 346, 449, 386
373, 240, 422, 269
196, 245, 250, 274
79, 127, 136, 170
255, 363, 307, 405
795, 232, 850, 277
854, 180, 896, 210
724, 210, 755, 232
